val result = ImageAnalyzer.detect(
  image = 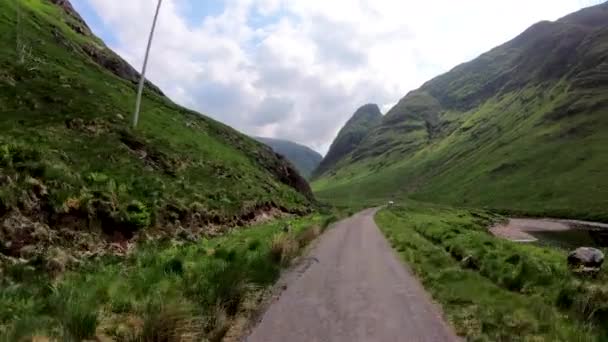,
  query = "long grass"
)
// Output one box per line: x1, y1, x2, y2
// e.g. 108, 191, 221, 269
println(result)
0, 213, 334, 340
376, 203, 608, 341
